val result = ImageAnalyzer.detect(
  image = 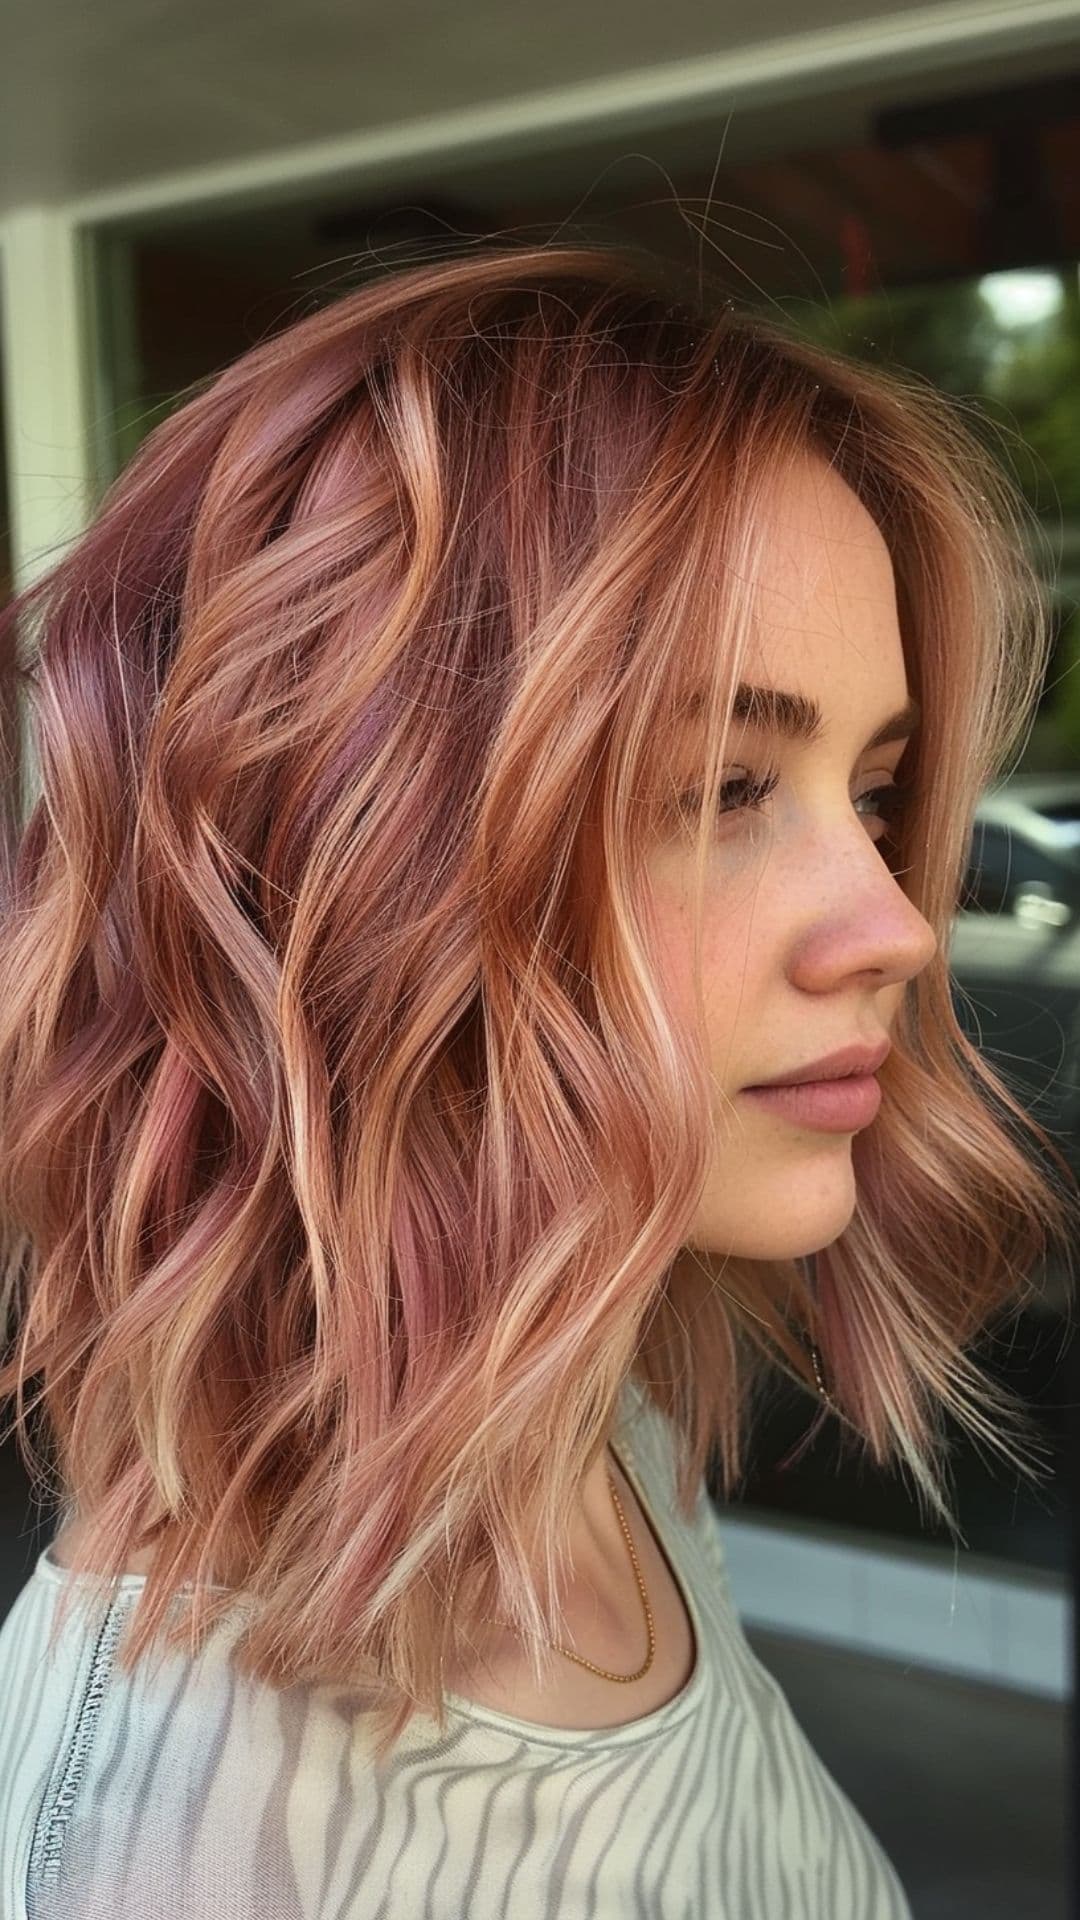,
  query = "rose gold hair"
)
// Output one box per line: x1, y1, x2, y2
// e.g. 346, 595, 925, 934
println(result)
0, 242, 1075, 1765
